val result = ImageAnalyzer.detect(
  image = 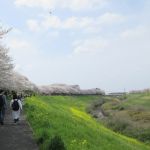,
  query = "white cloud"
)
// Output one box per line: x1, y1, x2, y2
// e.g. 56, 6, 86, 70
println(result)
14, 0, 108, 11
27, 19, 40, 32
121, 26, 148, 38
73, 37, 108, 54
9, 38, 31, 49
12, 28, 22, 35
27, 13, 125, 32
41, 16, 61, 29
63, 16, 93, 29
98, 12, 124, 24
48, 31, 60, 37
6, 37, 39, 67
